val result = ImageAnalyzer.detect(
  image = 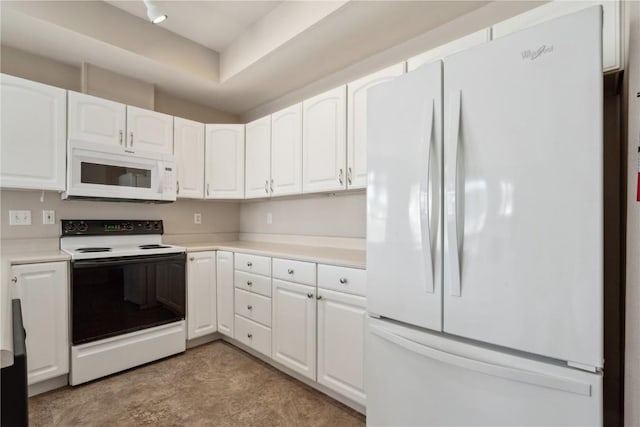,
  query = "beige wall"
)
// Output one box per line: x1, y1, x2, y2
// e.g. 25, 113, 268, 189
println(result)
154, 90, 241, 124
82, 63, 154, 110
0, 190, 240, 241
239, 192, 366, 239
625, 1, 640, 425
